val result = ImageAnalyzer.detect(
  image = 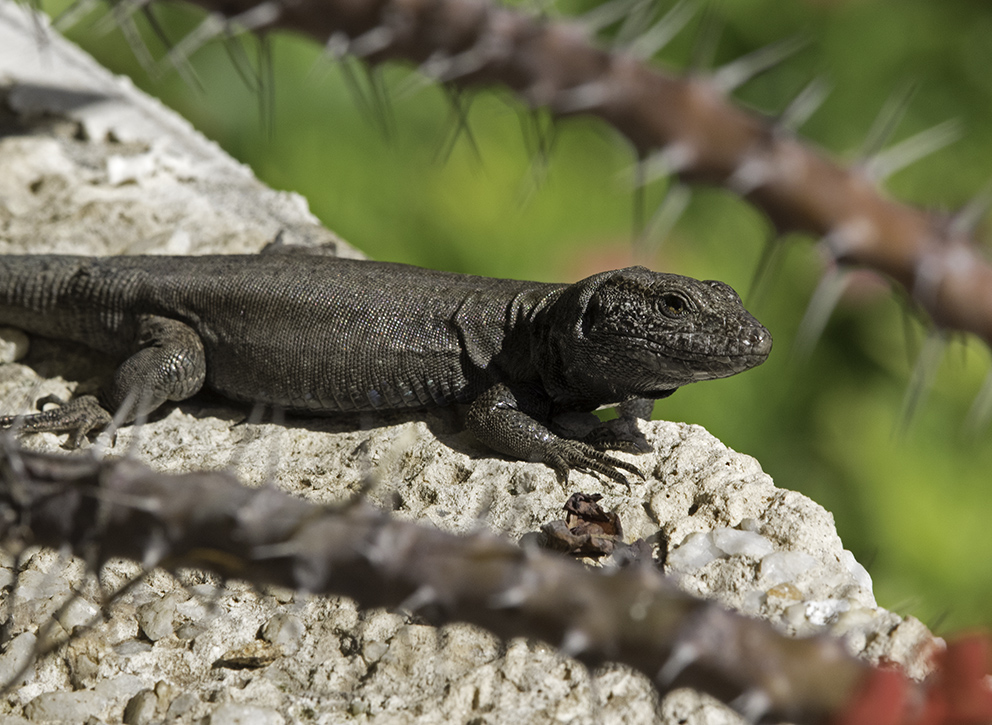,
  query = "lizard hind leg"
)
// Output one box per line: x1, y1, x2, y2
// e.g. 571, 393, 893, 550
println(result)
0, 315, 206, 448
101, 315, 207, 424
